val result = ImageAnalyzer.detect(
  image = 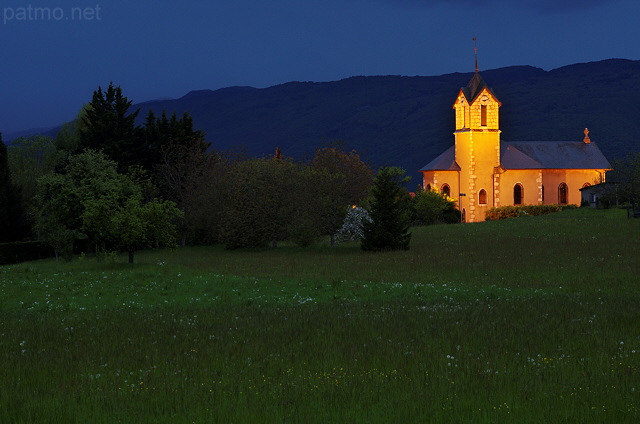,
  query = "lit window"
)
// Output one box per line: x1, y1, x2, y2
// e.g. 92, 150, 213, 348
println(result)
441, 184, 451, 197
558, 183, 568, 204
478, 189, 487, 205
514, 184, 523, 205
